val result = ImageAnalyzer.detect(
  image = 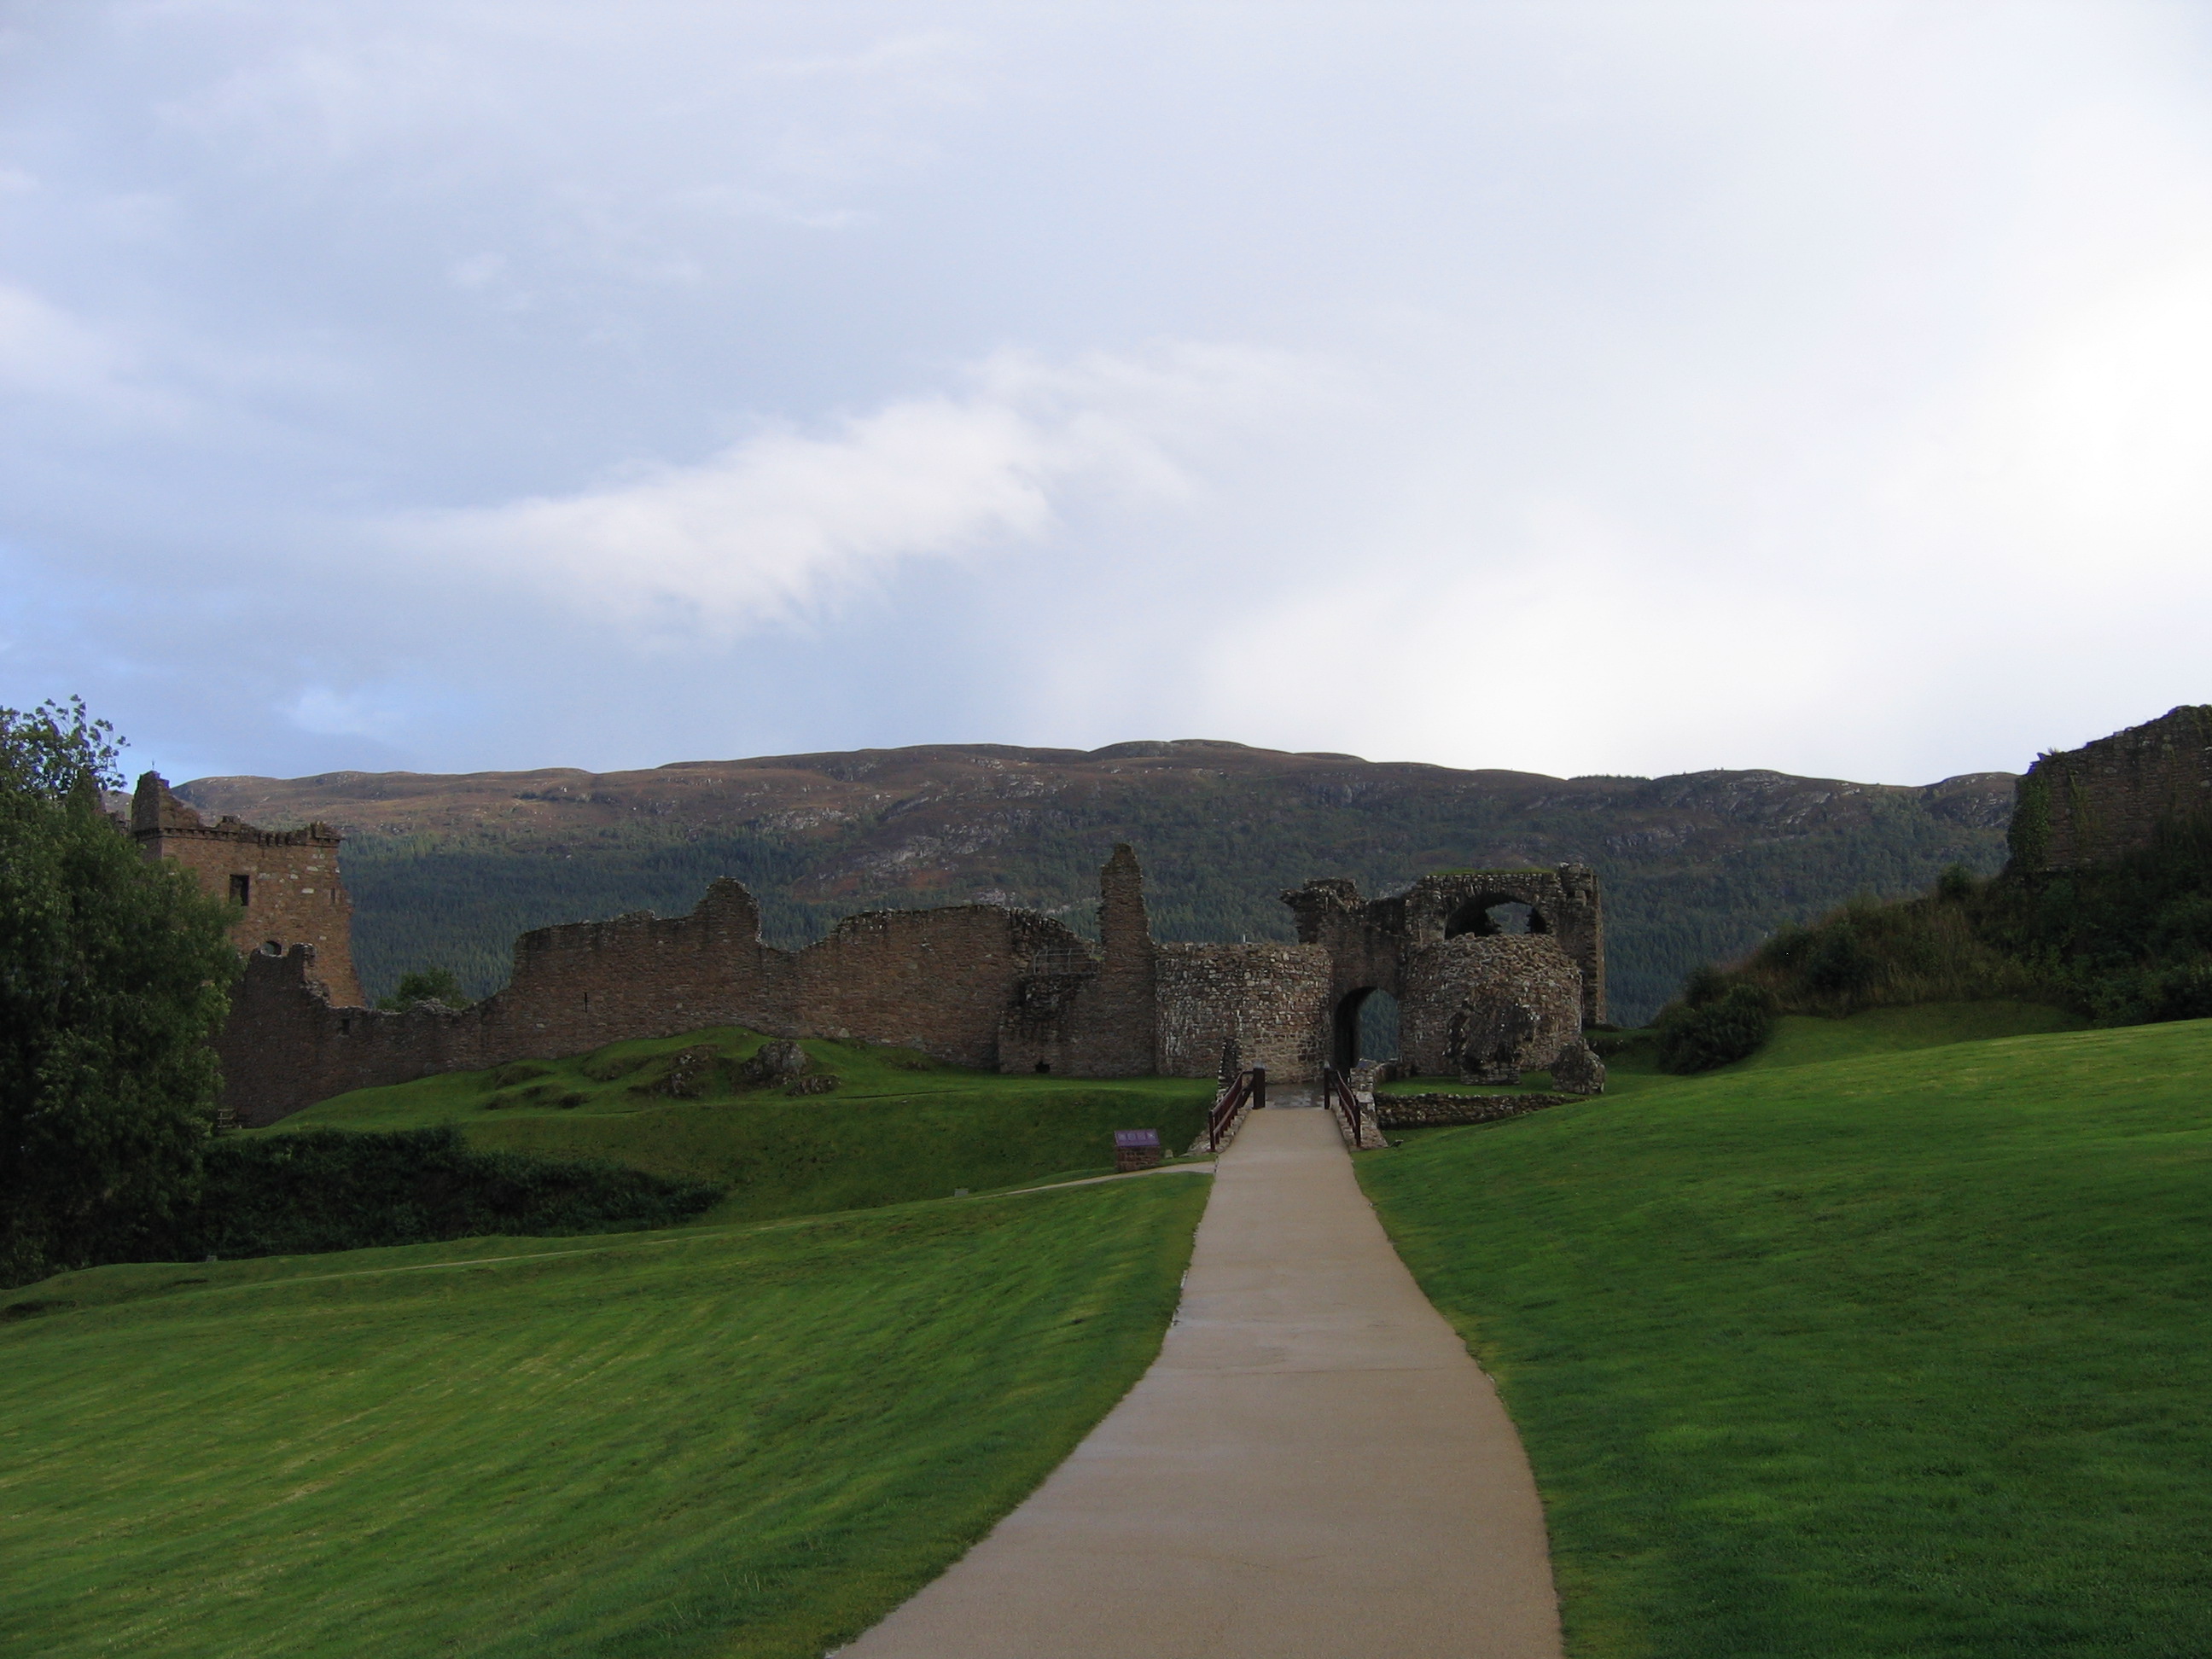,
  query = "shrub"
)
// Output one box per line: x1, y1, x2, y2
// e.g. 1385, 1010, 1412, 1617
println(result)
1803, 921, 1882, 994
178, 1126, 721, 1259
1656, 985, 1777, 1074
1937, 863, 1978, 902
2143, 963, 2212, 1024
377, 966, 470, 1011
